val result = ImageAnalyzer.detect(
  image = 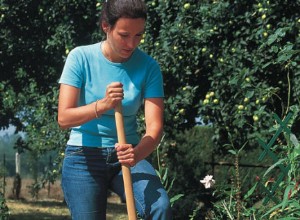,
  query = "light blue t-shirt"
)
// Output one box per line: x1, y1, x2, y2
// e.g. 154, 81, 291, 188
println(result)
59, 42, 164, 147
